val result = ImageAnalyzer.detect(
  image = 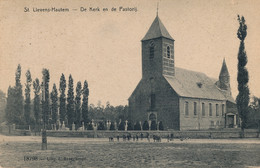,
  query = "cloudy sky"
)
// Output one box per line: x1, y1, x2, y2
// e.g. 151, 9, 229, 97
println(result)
0, 0, 259, 106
